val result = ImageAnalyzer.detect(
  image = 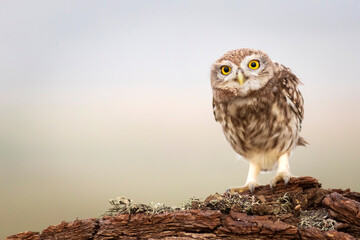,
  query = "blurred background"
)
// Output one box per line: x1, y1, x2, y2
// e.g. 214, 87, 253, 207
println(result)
1, 0, 360, 238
